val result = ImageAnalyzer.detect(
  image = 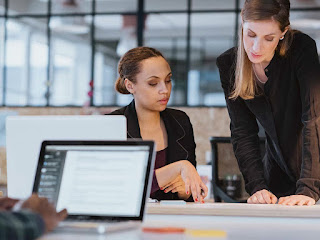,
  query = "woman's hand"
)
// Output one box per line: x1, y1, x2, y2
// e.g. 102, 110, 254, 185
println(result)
179, 160, 208, 203
278, 195, 315, 206
247, 189, 277, 204
21, 194, 68, 232
162, 175, 191, 200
